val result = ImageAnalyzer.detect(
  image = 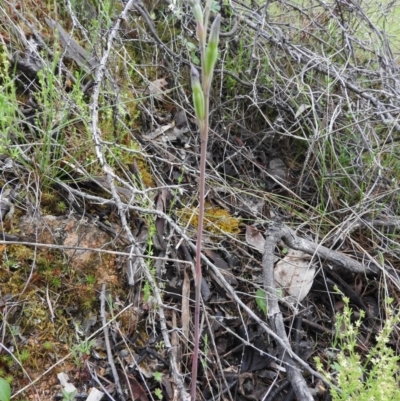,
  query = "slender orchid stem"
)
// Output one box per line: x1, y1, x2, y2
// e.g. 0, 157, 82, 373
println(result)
188, 4, 220, 399
191, 115, 208, 401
